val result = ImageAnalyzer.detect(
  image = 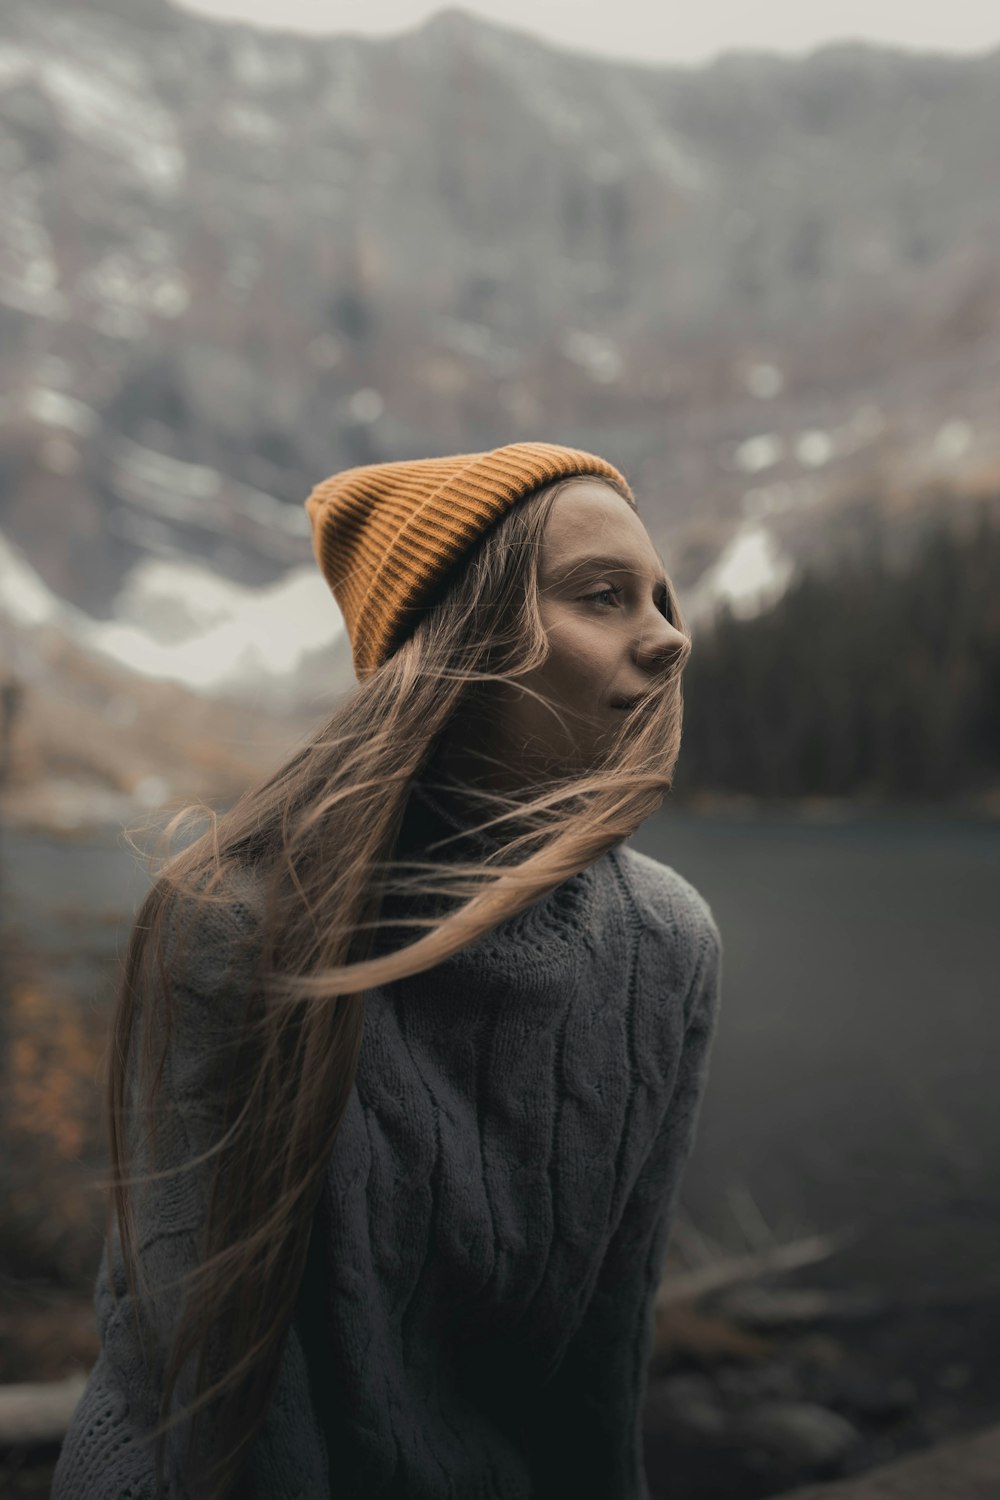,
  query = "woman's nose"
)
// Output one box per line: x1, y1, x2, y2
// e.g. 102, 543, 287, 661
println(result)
636, 615, 690, 669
